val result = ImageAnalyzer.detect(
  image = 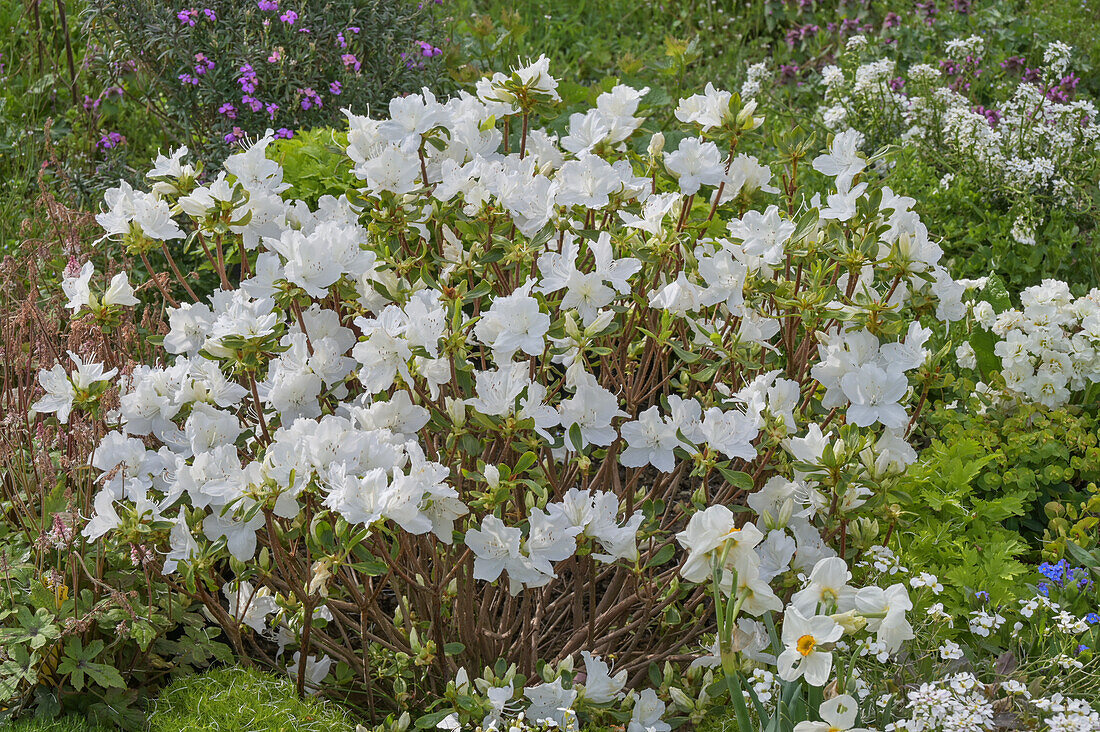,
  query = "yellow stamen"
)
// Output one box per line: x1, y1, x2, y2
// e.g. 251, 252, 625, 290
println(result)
796, 634, 816, 657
